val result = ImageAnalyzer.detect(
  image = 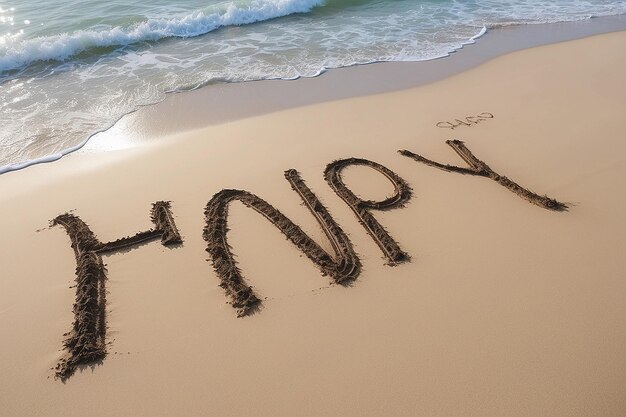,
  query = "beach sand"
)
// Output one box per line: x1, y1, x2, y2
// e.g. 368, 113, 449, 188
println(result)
1, 30, 625, 416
